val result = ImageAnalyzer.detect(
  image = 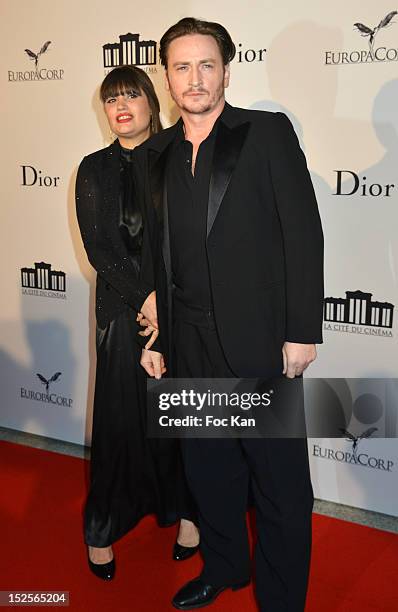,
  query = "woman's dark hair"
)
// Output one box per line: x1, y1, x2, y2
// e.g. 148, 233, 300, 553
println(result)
100, 65, 162, 134
160, 17, 236, 69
